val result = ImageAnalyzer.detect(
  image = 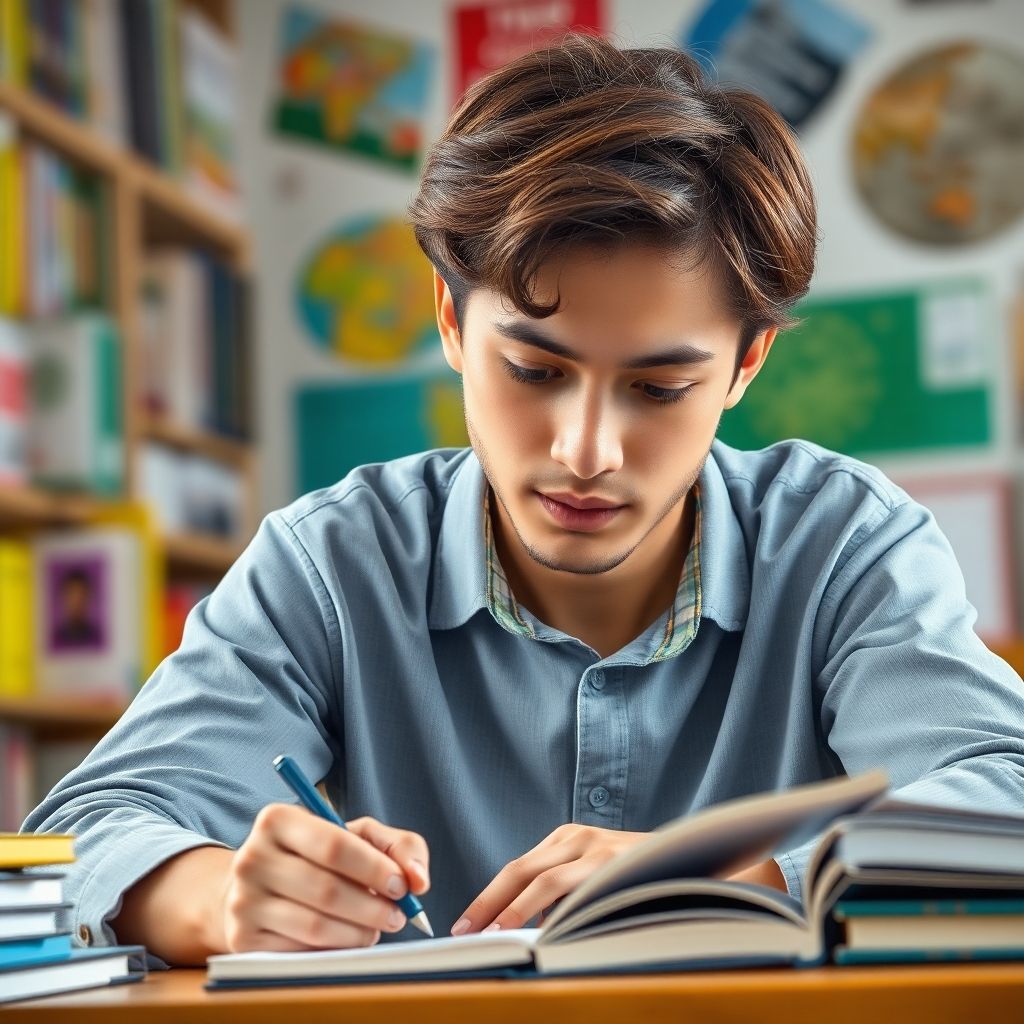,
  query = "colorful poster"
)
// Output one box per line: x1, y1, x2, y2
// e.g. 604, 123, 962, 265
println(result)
296, 215, 439, 367
272, 6, 435, 171
718, 279, 992, 456
681, 0, 871, 129
454, 0, 604, 98
852, 43, 1024, 246
295, 369, 469, 494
